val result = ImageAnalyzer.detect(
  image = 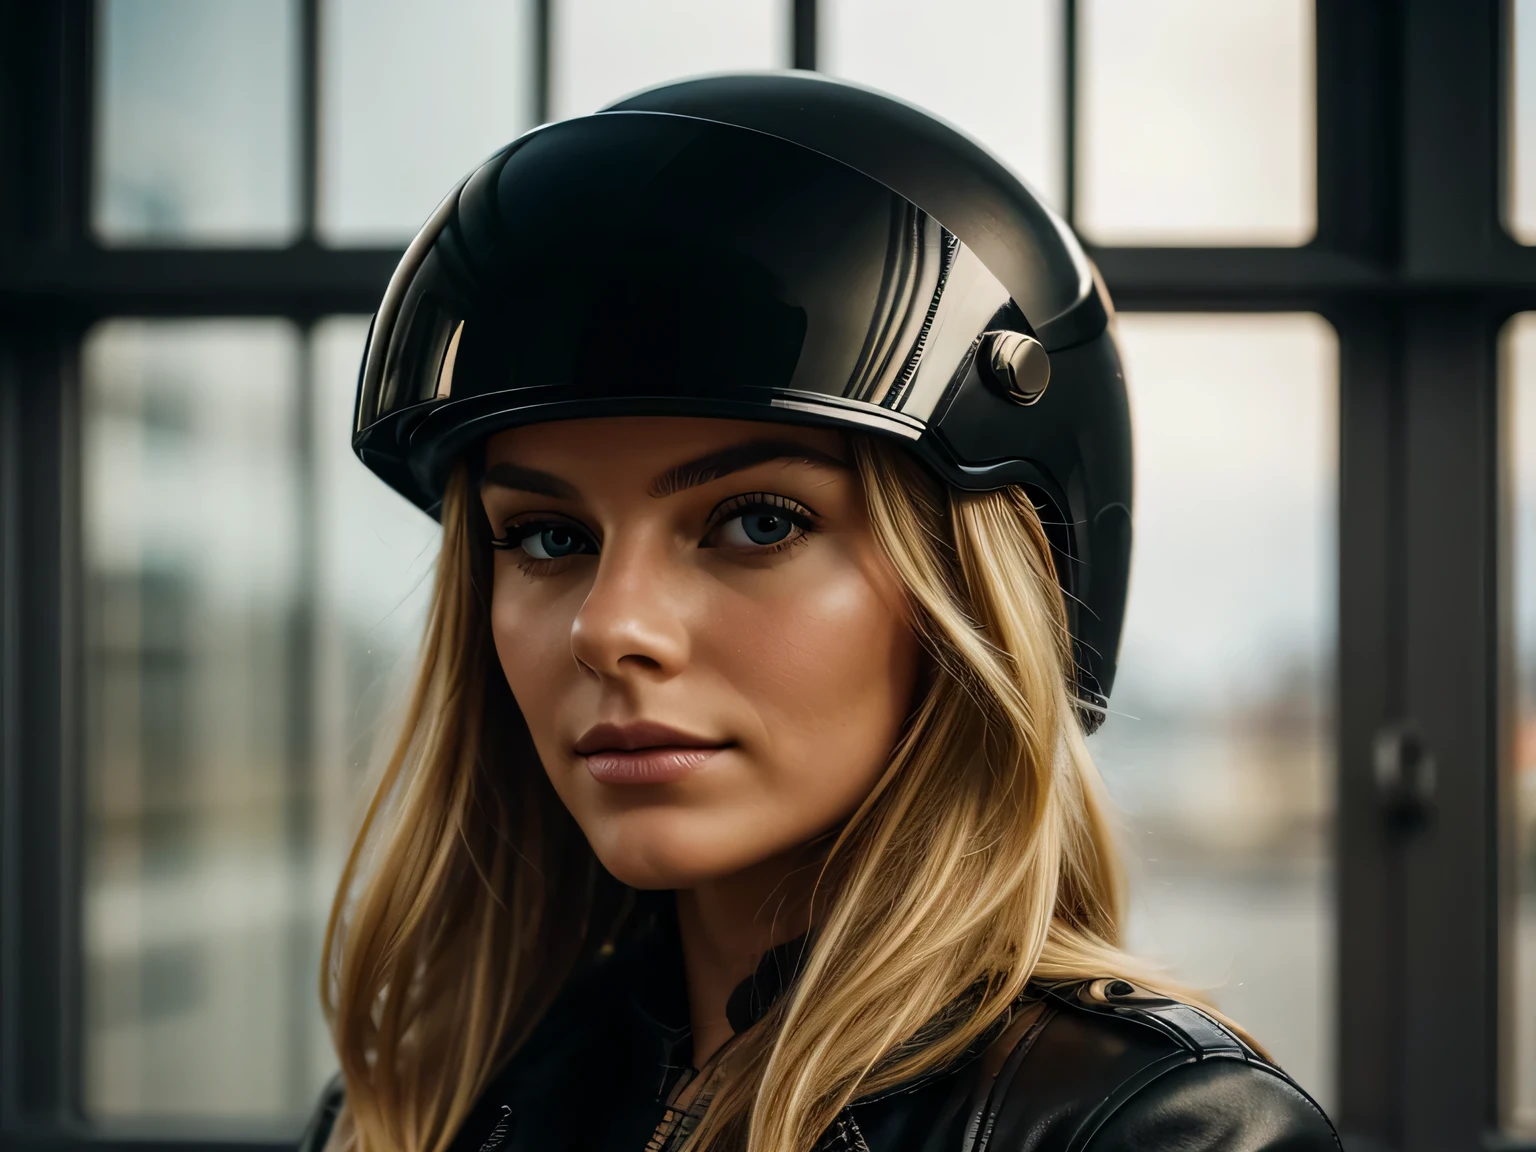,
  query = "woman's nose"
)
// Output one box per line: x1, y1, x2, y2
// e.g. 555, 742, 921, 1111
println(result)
568, 538, 691, 681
